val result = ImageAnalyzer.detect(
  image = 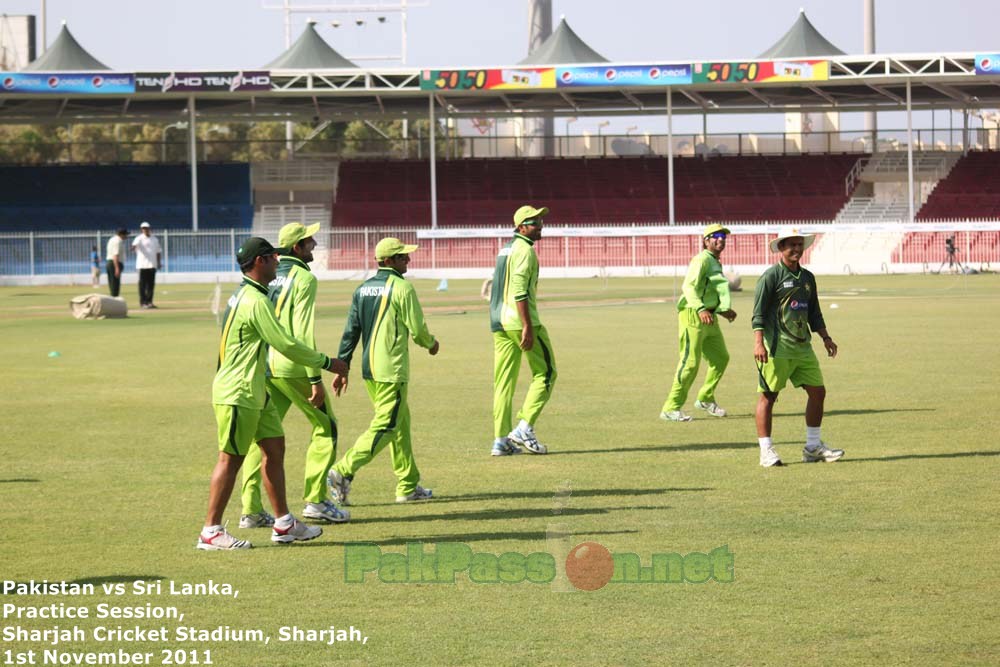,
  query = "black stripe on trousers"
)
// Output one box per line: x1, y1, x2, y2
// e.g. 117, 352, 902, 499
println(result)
369, 389, 402, 455
538, 336, 555, 393
227, 406, 240, 454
